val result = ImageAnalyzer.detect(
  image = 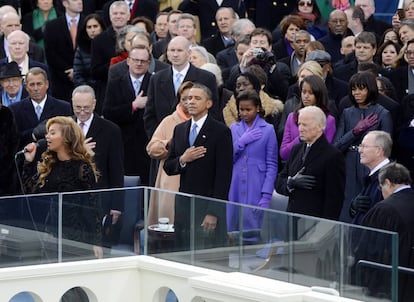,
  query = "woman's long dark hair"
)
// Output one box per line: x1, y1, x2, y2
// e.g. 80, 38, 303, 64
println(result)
294, 74, 329, 123
374, 40, 401, 68
77, 13, 106, 53
235, 89, 265, 120
348, 72, 379, 106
